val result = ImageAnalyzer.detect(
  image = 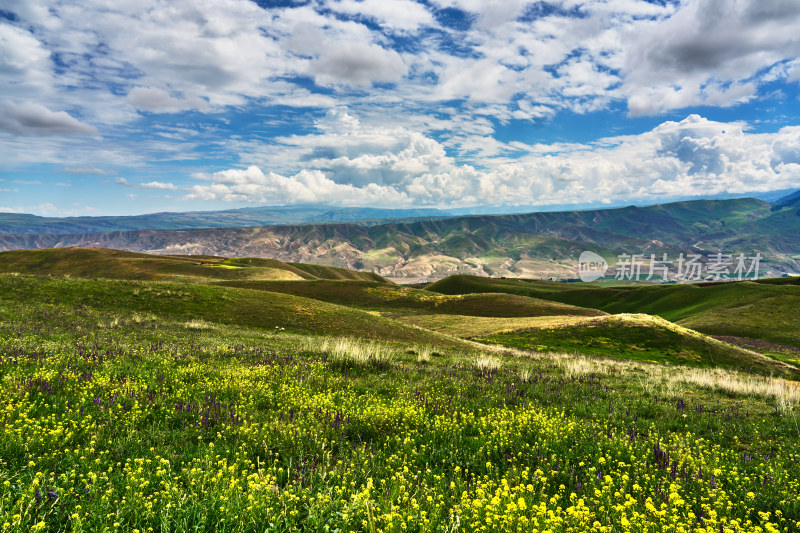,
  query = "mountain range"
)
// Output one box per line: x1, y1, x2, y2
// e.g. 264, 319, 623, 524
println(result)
1, 191, 799, 281
0, 205, 462, 234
